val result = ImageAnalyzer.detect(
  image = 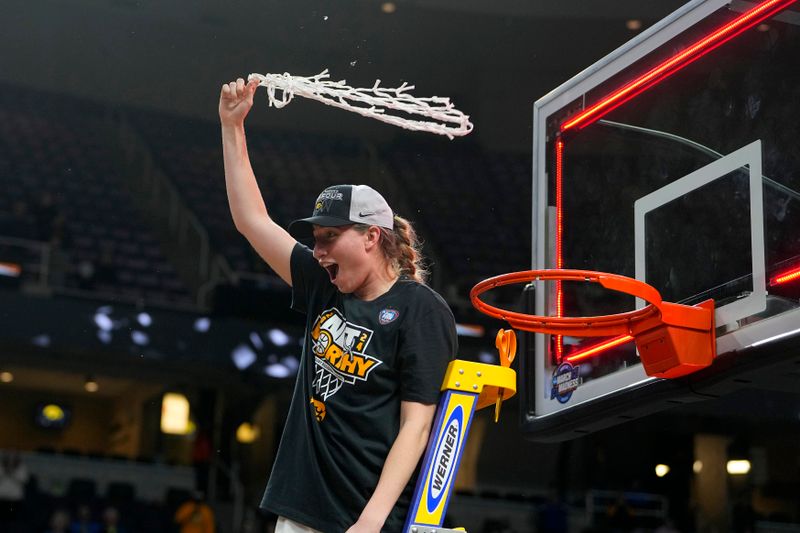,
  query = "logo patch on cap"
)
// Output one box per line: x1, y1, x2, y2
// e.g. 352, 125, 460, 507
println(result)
378, 308, 399, 325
